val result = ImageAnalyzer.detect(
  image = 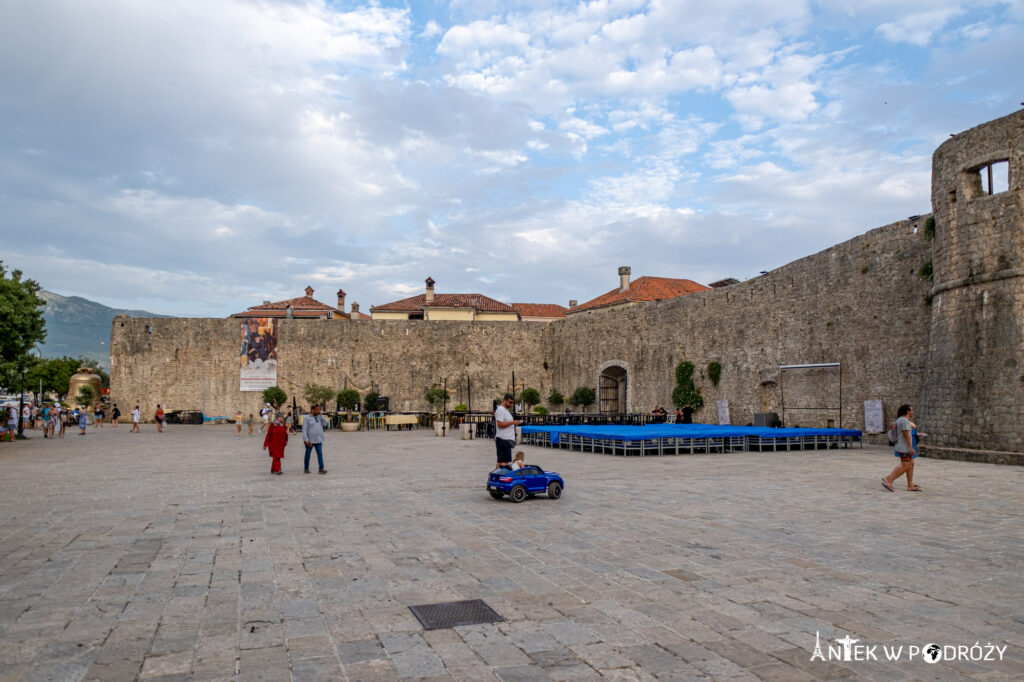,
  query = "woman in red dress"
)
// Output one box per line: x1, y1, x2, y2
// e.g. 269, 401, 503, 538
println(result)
263, 413, 288, 474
